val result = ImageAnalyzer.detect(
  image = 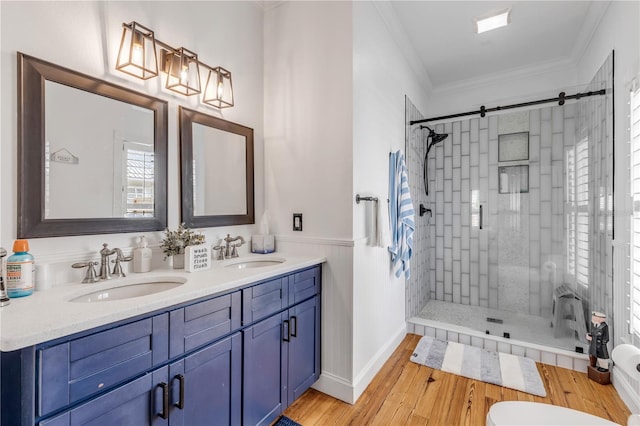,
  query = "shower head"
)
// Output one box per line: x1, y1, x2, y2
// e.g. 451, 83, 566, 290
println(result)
420, 125, 449, 145
420, 125, 449, 197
